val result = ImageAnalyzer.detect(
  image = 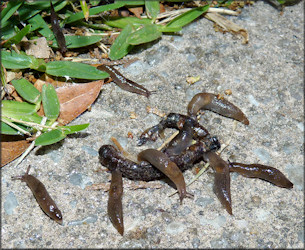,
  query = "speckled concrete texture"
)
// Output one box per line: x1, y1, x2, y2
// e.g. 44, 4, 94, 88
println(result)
1, 1, 304, 248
